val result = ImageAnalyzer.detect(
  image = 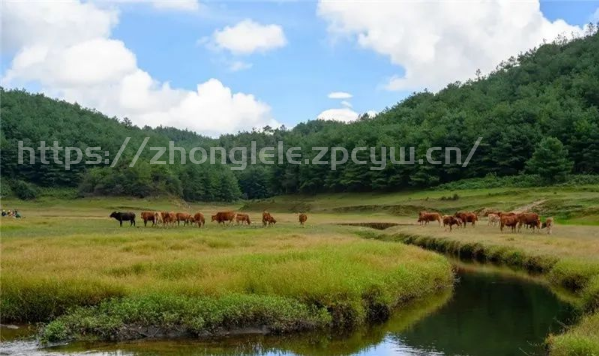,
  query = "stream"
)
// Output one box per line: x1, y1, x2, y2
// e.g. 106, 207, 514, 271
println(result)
0, 265, 577, 356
